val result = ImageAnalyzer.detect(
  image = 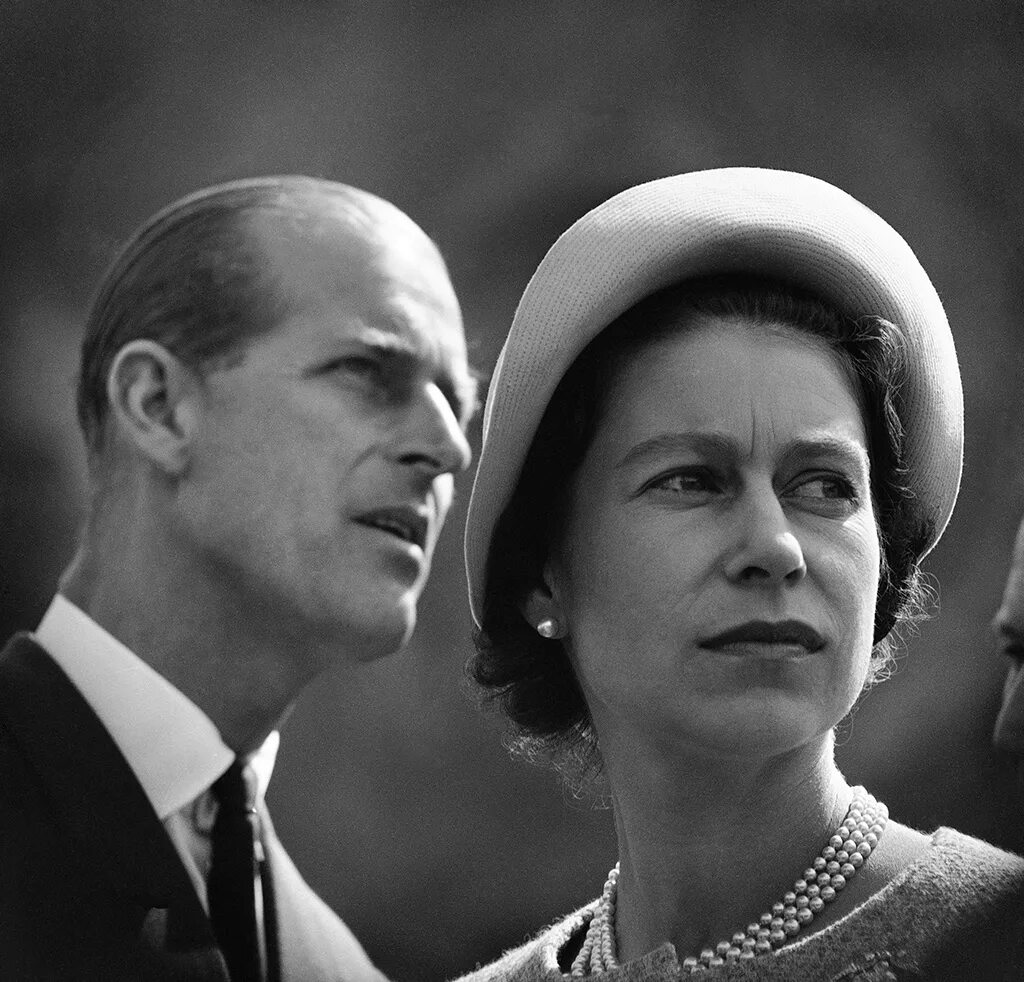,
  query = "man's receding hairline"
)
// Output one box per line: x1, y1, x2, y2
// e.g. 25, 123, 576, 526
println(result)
77, 177, 450, 457
238, 185, 452, 324
240, 181, 439, 254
